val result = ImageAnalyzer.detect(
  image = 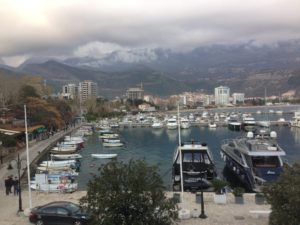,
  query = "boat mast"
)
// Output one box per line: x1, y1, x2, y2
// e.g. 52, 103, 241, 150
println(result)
177, 104, 184, 200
